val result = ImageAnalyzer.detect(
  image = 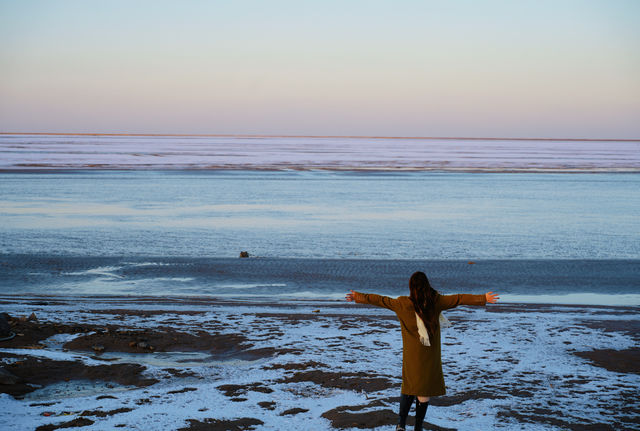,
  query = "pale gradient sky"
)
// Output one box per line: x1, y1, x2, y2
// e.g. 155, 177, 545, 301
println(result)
1, 0, 639, 138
